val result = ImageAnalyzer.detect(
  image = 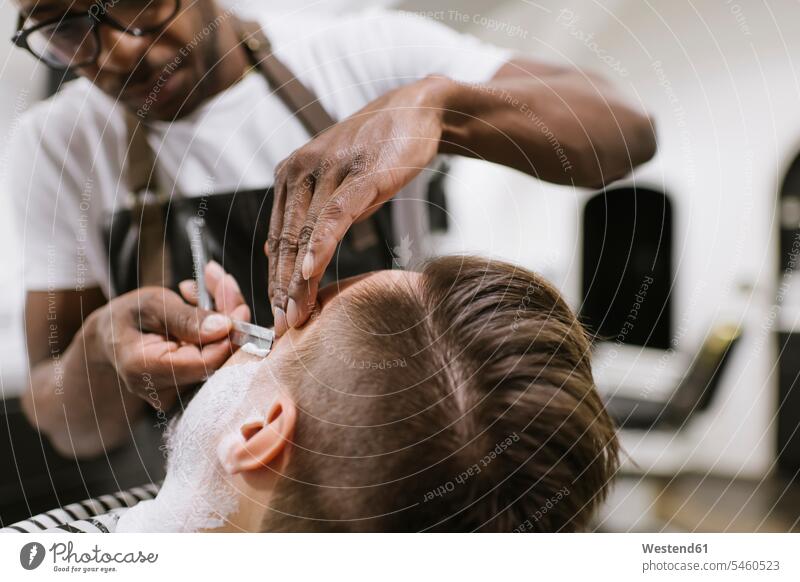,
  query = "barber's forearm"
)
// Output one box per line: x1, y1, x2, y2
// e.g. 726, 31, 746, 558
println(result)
22, 319, 144, 459
430, 66, 656, 187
